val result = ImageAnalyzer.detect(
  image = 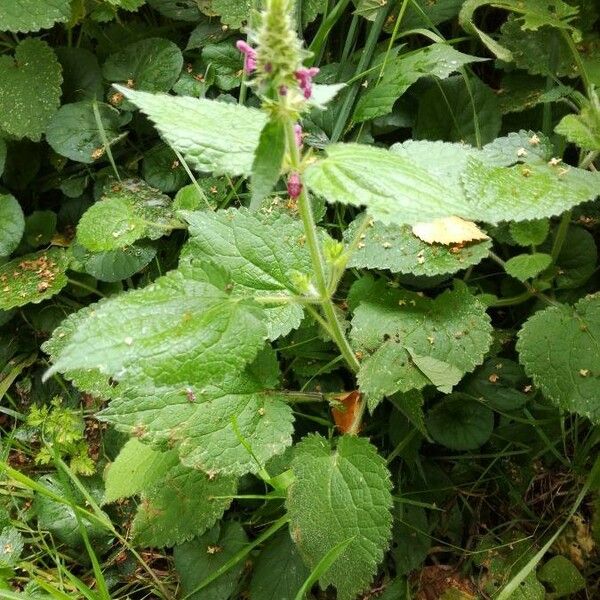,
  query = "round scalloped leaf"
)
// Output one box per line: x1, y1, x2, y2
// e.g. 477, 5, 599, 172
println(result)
344, 218, 491, 276
46, 101, 123, 164
0, 0, 71, 33
72, 243, 157, 282
147, 0, 204, 20
426, 393, 494, 450
286, 434, 393, 600
132, 465, 236, 547
142, 143, 188, 192
103, 38, 183, 94
0, 194, 25, 257
0, 39, 62, 140
504, 253, 552, 282
517, 294, 600, 422
199, 0, 253, 28
0, 248, 69, 311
